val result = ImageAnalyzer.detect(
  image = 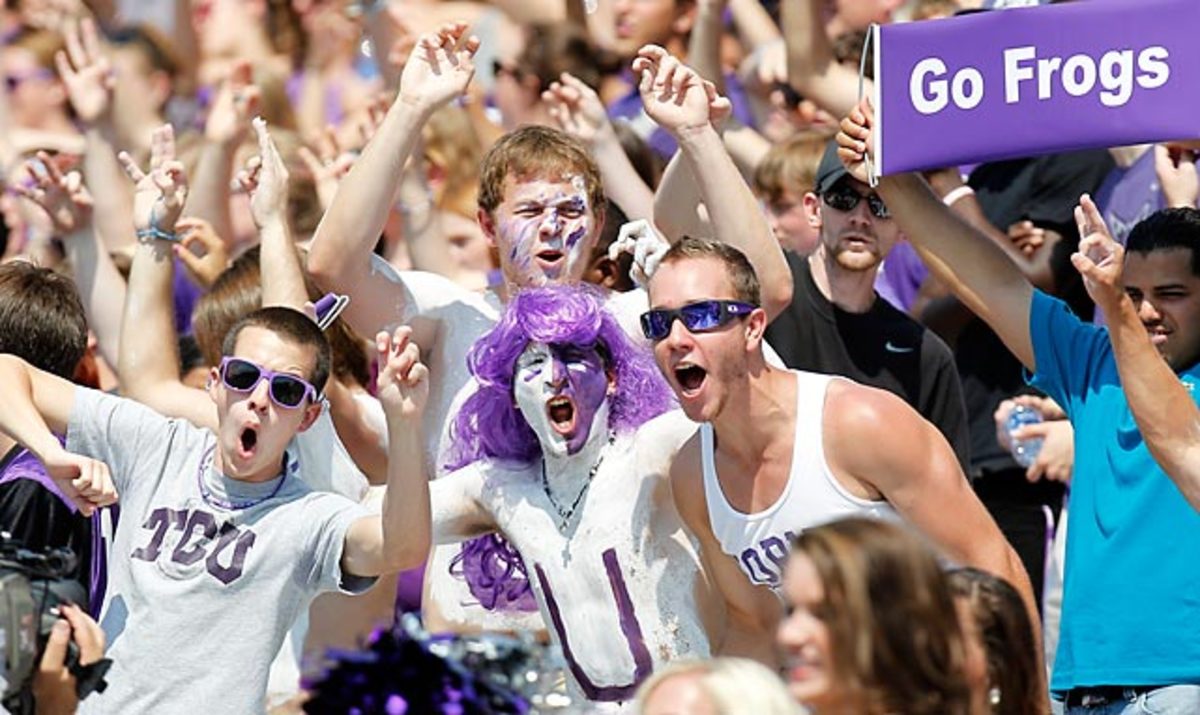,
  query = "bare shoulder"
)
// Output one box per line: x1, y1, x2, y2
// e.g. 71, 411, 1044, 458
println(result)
823, 378, 934, 492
